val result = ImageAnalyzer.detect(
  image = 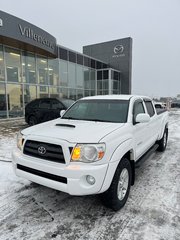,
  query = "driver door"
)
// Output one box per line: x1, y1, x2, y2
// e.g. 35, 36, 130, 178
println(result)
132, 99, 148, 160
